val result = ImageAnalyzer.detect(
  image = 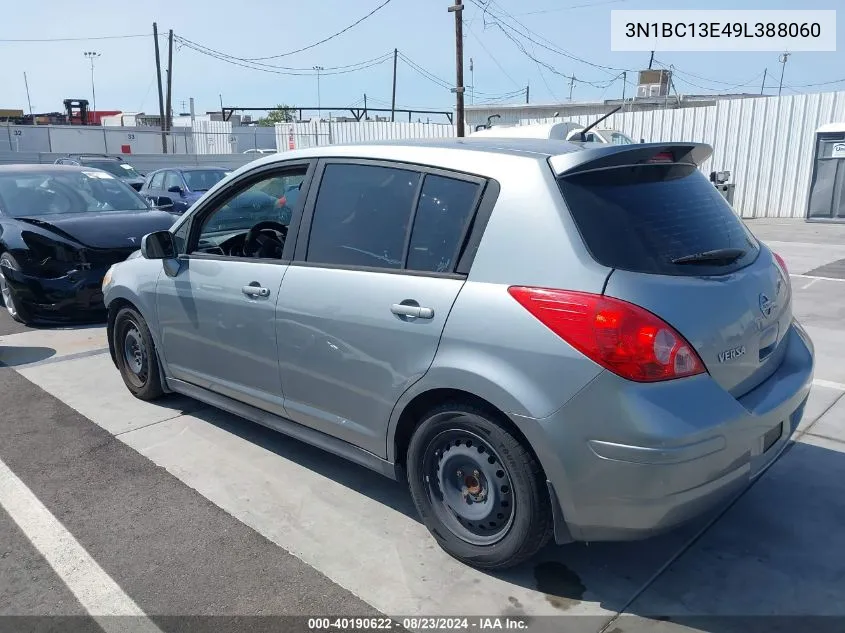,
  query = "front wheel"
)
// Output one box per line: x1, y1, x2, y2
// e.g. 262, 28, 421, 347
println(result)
0, 253, 33, 324
406, 402, 553, 570
113, 306, 164, 401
